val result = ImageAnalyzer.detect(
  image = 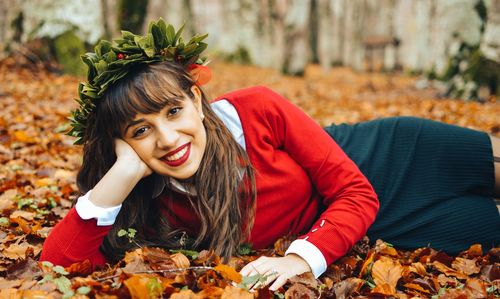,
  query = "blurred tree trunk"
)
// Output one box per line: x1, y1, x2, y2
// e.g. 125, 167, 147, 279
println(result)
101, 0, 119, 39
143, 0, 196, 36
282, 0, 310, 75
481, 0, 500, 64
117, 0, 148, 33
